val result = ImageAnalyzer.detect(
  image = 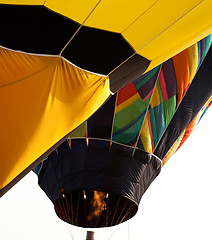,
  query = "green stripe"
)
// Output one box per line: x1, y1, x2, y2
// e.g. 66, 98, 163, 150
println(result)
69, 122, 87, 138
204, 34, 212, 59
113, 97, 146, 132
163, 96, 177, 127
149, 104, 165, 148
112, 114, 145, 144
134, 65, 161, 90
143, 94, 152, 106
156, 79, 163, 102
